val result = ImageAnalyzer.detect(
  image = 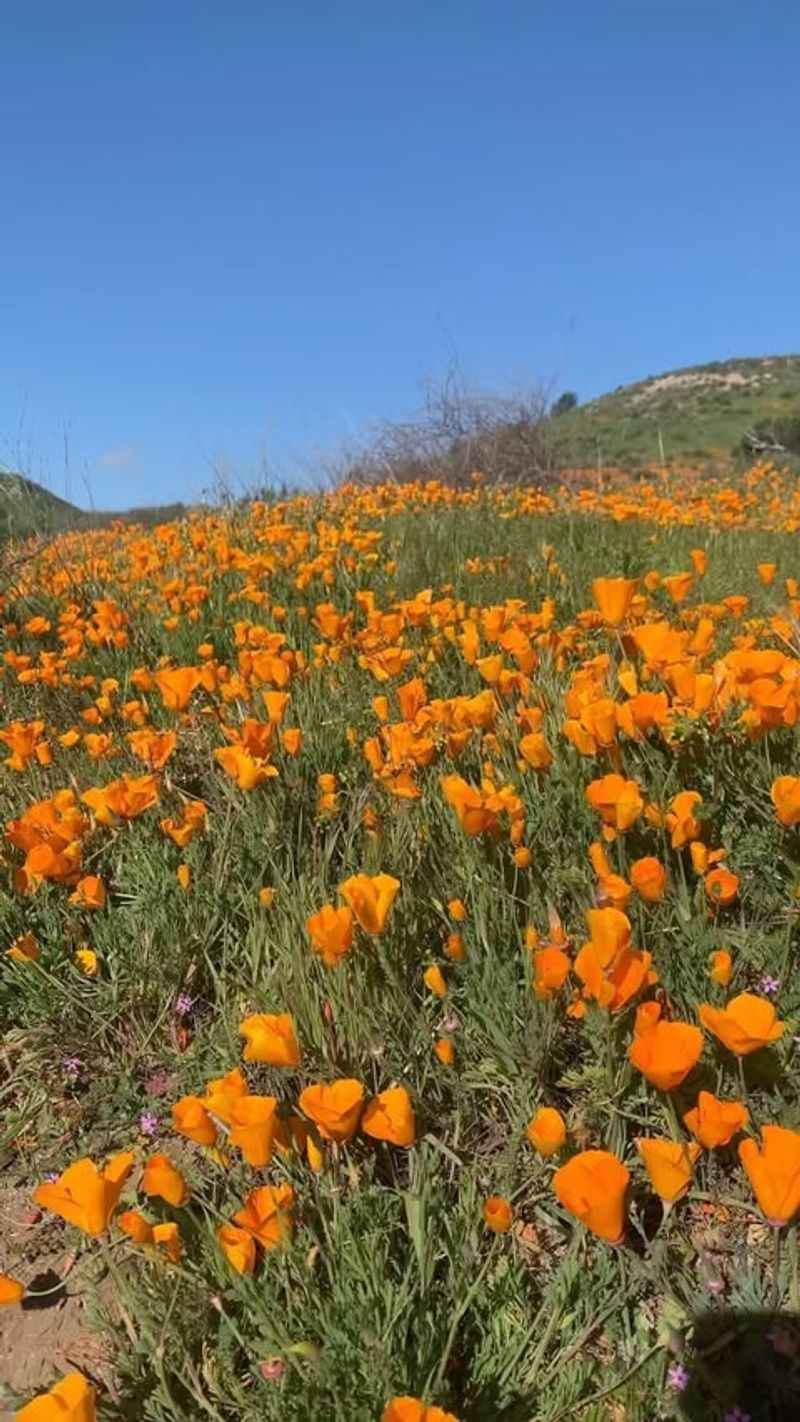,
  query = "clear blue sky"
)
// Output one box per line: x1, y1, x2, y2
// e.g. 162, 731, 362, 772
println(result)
2, 2, 798, 509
